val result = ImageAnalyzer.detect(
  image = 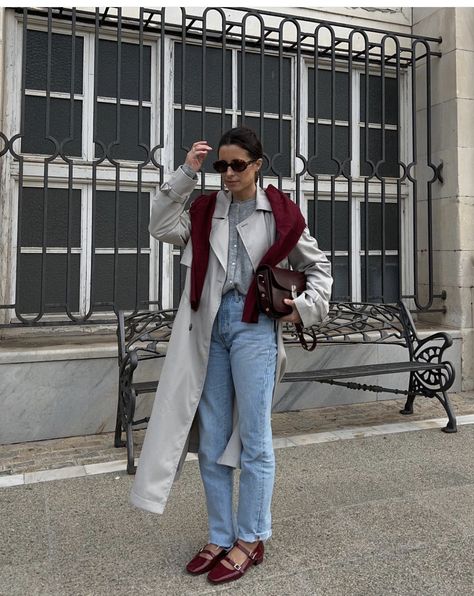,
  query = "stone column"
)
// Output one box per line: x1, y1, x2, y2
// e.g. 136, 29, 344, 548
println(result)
413, 7, 474, 390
